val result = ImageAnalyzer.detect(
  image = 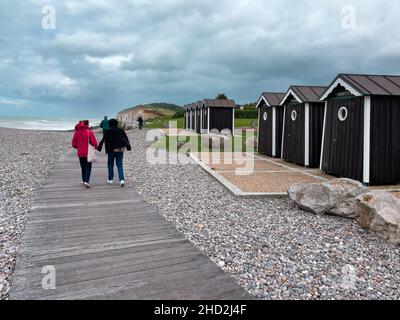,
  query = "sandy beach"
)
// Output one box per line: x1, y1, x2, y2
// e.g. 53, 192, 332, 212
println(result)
0, 128, 71, 299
